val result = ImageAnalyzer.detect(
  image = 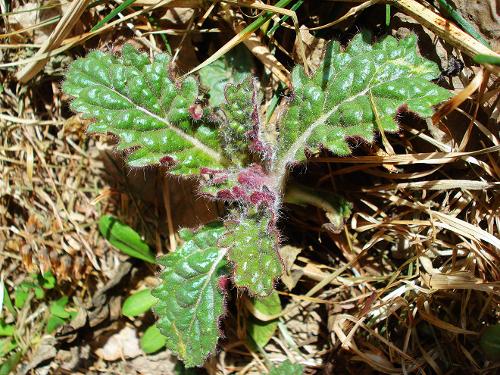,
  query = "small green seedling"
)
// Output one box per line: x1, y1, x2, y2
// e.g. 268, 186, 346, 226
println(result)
63, 31, 450, 367
122, 288, 166, 354
46, 296, 77, 333
0, 271, 75, 373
